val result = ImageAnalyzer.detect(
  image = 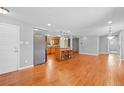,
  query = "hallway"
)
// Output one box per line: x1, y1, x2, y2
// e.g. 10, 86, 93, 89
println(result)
0, 54, 124, 86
